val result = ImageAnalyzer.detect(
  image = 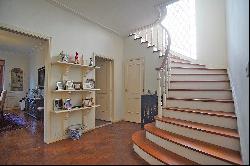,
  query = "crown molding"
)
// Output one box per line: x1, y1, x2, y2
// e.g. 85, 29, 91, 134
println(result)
46, 0, 121, 36
0, 22, 51, 40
